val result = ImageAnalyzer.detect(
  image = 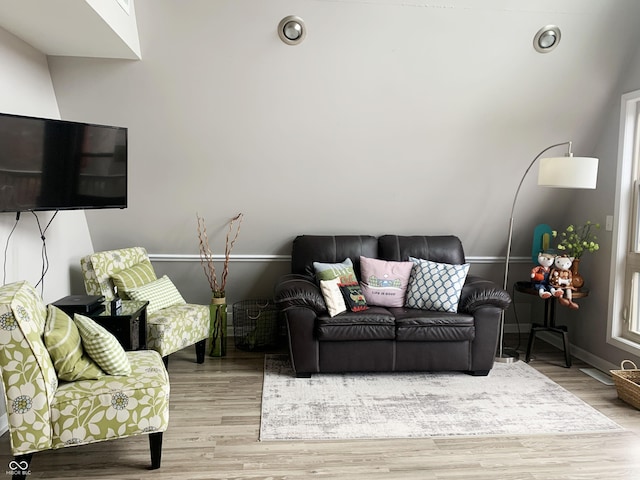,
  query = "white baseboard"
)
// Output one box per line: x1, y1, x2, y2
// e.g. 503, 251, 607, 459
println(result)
536, 331, 618, 372
503, 324, 617, 373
